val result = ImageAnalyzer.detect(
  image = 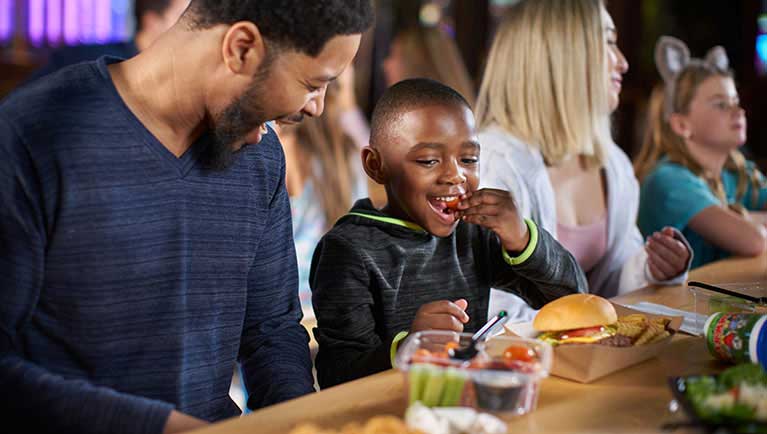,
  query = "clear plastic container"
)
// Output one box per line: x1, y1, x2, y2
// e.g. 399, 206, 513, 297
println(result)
689, 281, 767, 331
395, 330, 552, 416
